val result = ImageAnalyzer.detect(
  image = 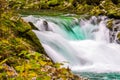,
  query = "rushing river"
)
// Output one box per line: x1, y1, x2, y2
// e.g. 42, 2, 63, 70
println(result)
23, 15, 120, 80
